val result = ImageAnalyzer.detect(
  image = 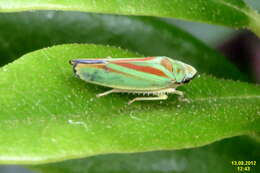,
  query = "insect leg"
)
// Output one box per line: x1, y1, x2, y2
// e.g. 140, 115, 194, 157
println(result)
128, 94, 168, 105
164, 88, 189, 102
97, 89, 131, 97
172, 90, 184, 96
96, 89, 117, 97
170, 89, 190, 103
163, 88, 184, 96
